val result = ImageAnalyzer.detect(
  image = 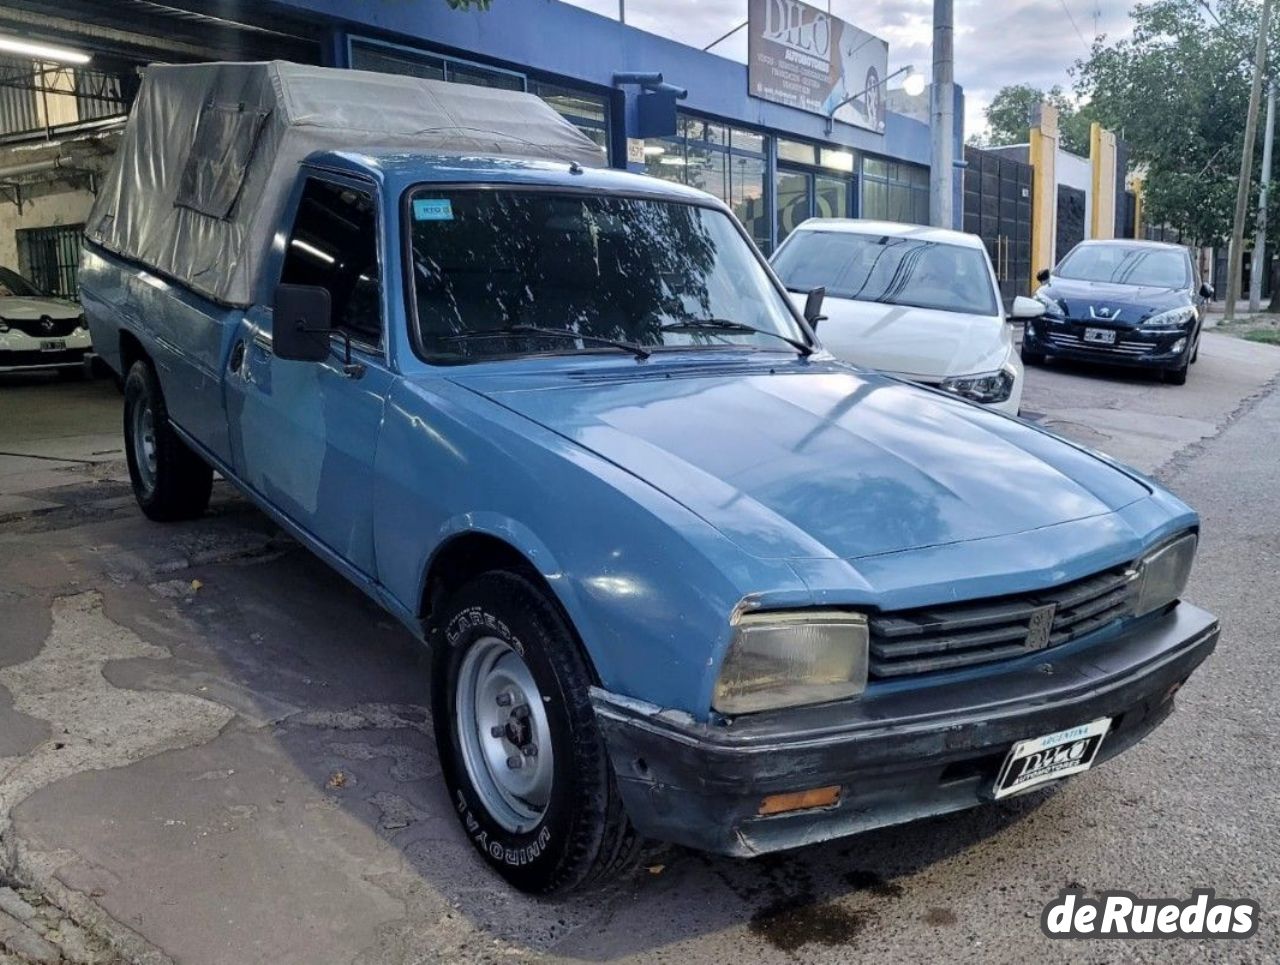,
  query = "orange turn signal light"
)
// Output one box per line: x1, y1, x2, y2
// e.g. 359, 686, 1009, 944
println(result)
757, 785, 842, 816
